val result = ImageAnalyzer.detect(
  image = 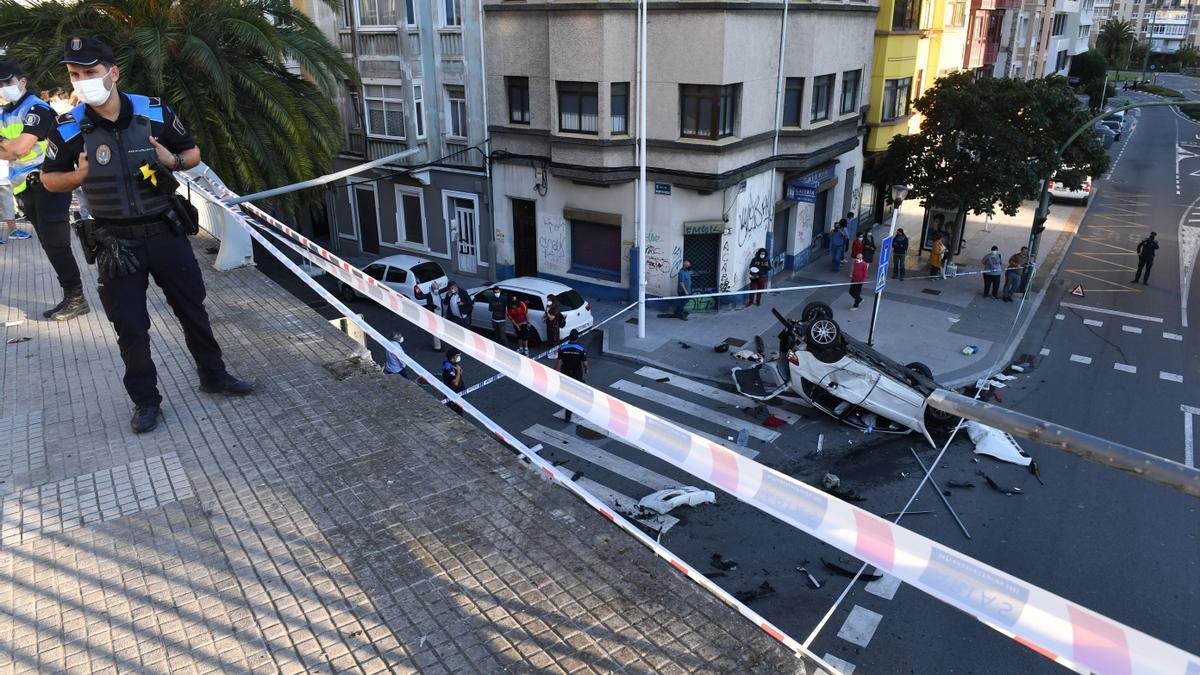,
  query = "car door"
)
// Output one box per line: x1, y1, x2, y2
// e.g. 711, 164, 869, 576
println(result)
383, 265, 409, 297
814, 360, 881, 412
471, 289, 496, 330
359, 263, 387, 298
518, 292, 548, 341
